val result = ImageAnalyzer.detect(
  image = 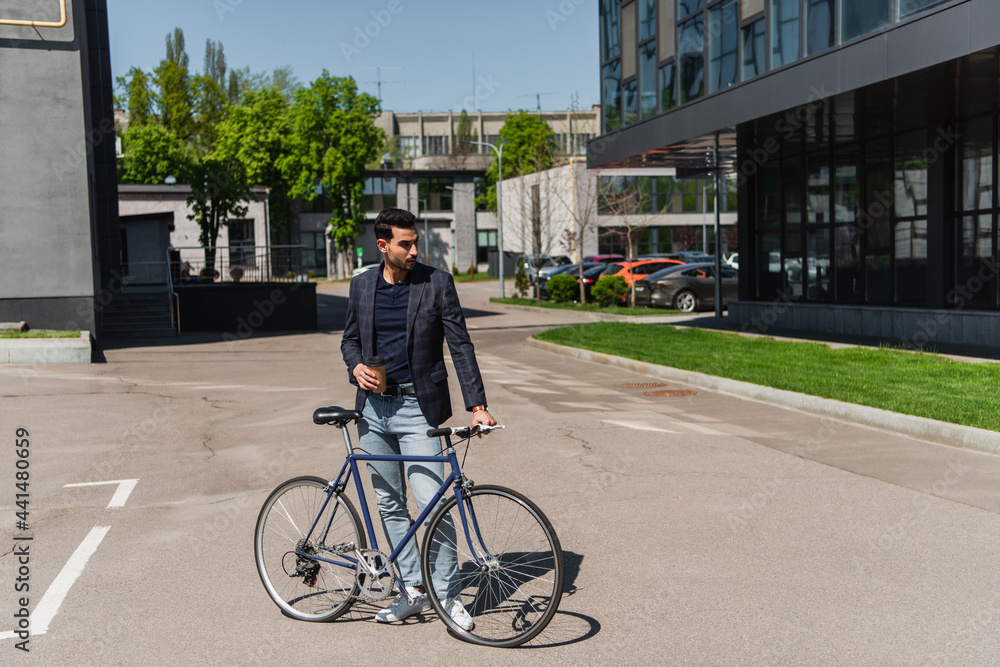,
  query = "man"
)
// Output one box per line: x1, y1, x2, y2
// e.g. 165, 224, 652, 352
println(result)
340, 207, 496, 628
